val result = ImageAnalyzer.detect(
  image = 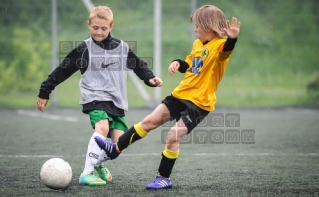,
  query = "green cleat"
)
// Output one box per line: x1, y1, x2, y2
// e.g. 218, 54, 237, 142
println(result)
79, 173, 106, 186
94, 164, 112, 182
